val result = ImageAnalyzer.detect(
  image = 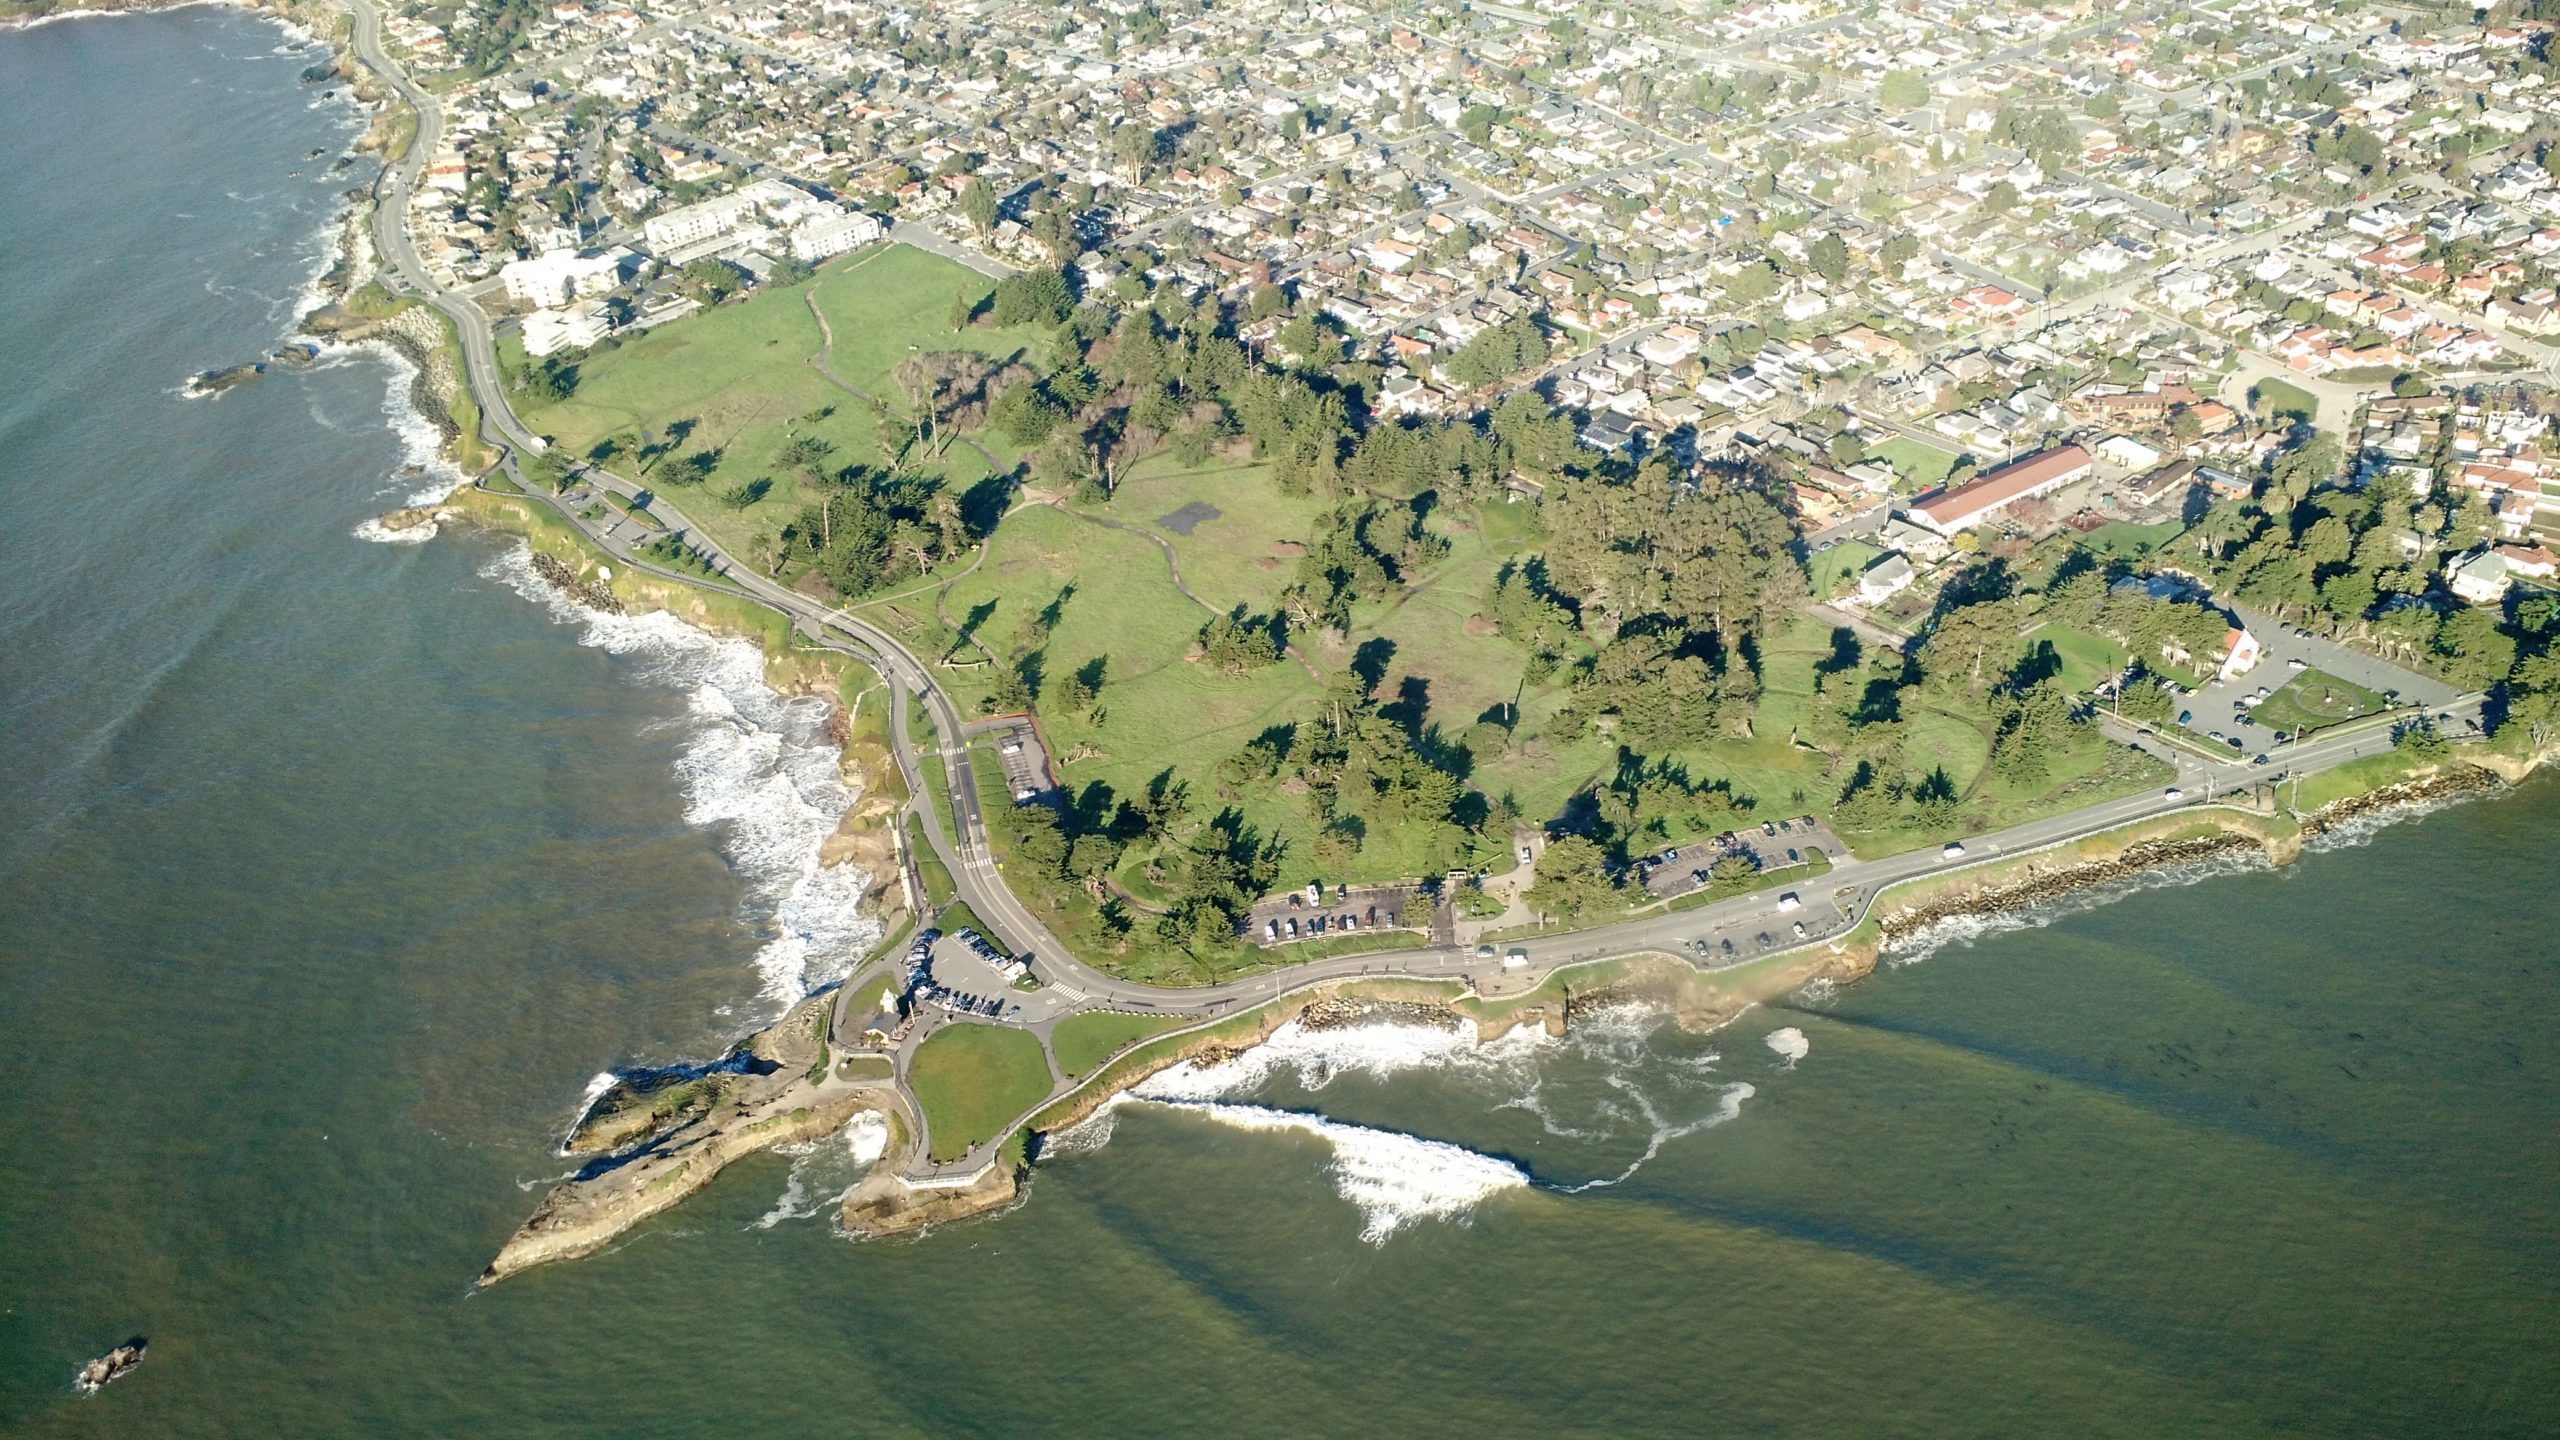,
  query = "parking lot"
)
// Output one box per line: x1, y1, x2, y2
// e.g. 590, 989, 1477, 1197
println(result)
1636, 814, 1850, 901
913, 931, 1075, 1025
981, 720, 1055, 804
1245, 882, 1427, 947
2173, 606, 2460, 758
